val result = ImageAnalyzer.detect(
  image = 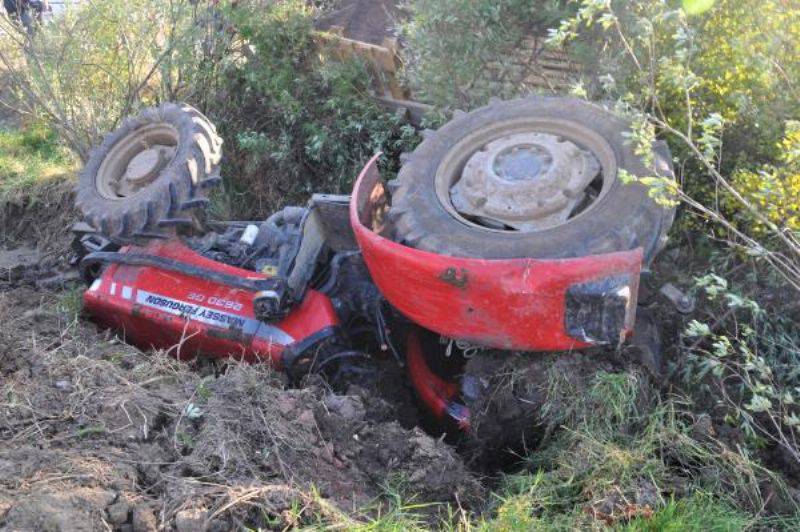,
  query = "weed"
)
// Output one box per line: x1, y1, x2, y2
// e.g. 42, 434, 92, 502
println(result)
617, 492, 749, 532
0, 123, 75, 201
195, 376, 214, 403
55, 286, 84, 324
176, 431, 196, 451
76, 424, 107, 438
353, 480, 441, 532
